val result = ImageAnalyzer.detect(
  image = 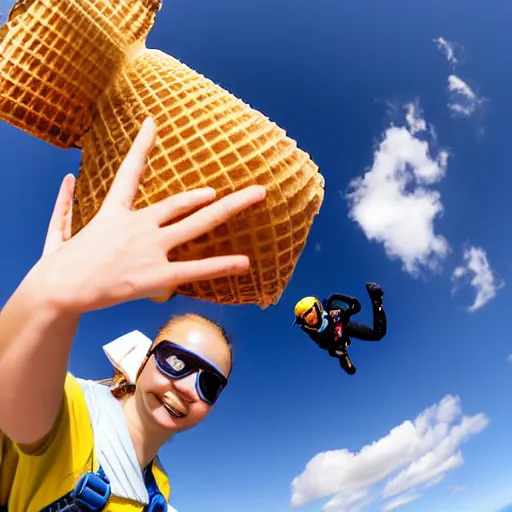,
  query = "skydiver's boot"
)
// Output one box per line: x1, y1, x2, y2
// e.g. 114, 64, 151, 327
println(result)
337, 350, 356, 375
